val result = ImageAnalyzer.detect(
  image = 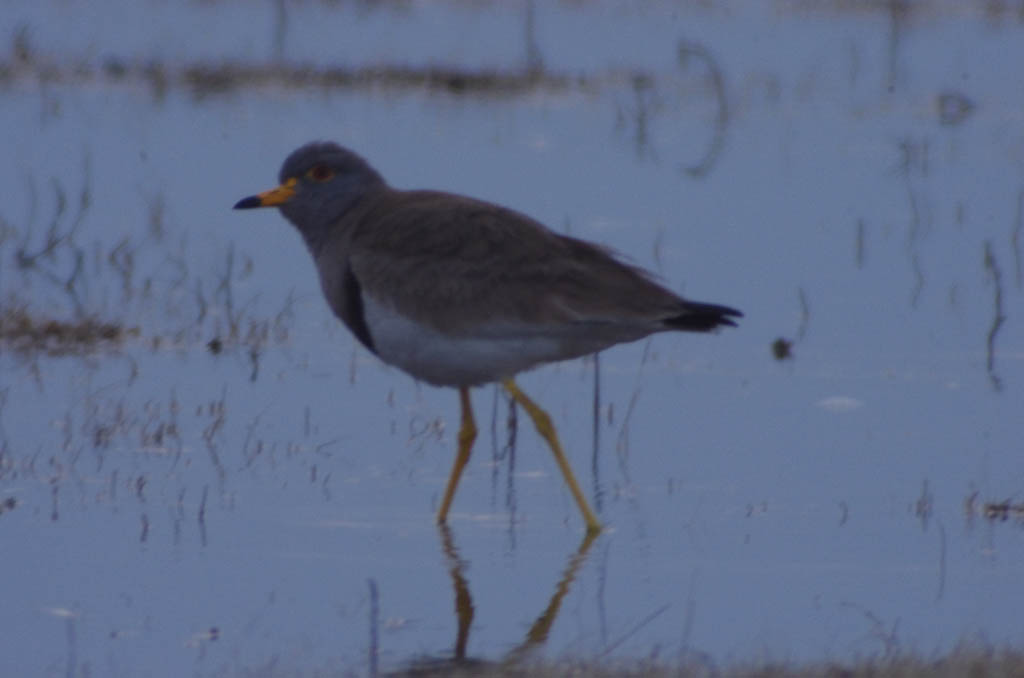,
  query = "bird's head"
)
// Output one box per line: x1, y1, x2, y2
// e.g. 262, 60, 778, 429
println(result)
234, 142, 385, 244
